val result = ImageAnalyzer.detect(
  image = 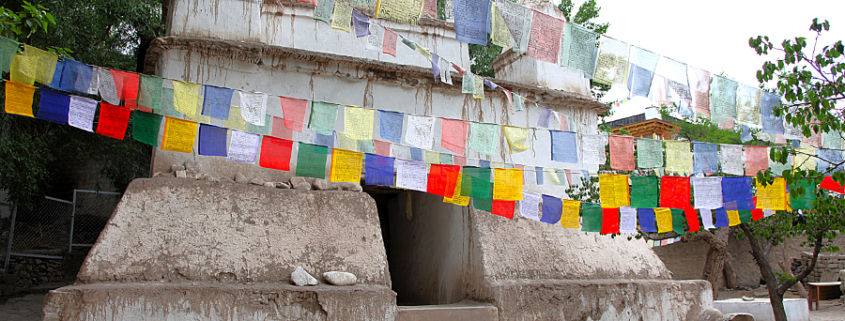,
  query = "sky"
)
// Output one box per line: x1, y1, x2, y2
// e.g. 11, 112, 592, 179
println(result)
571, 0, 845, 119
